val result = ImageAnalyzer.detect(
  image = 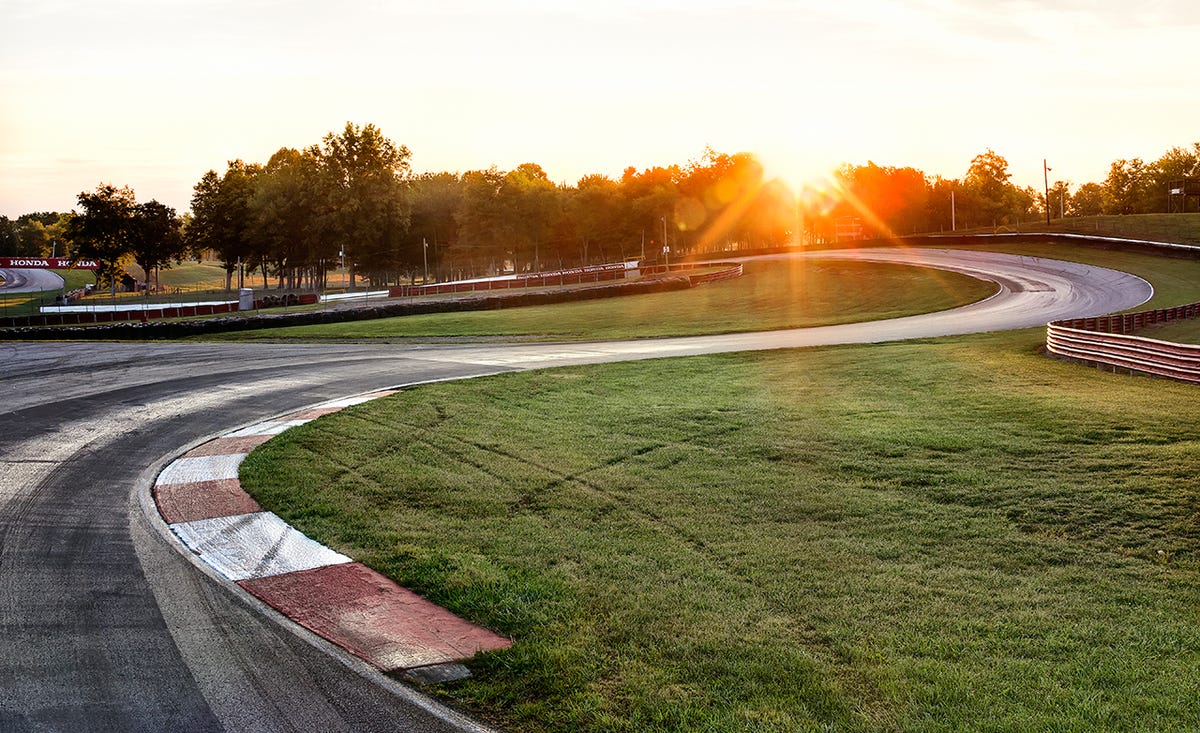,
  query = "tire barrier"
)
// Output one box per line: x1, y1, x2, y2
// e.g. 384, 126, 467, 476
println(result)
1046, 302, 1200, 384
